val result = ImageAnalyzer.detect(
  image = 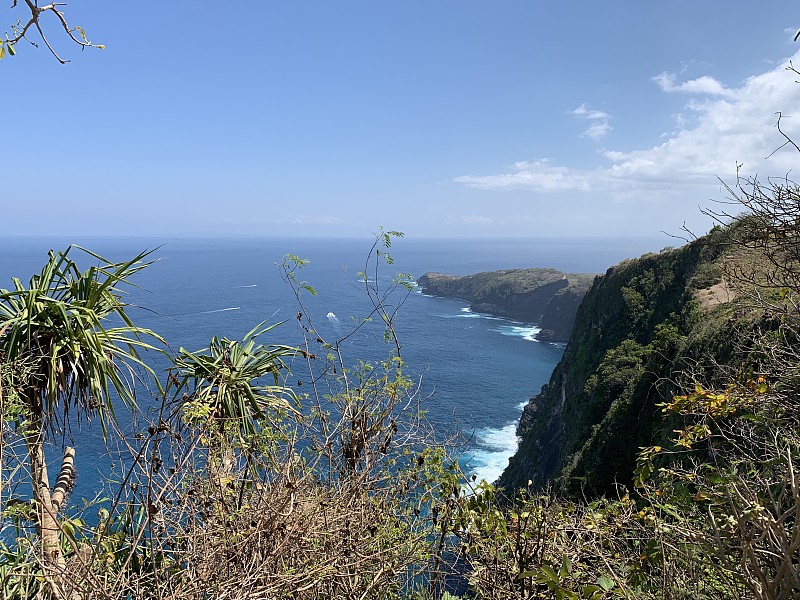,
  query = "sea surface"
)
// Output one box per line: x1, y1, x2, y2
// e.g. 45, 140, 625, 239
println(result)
0, 235, 668, 501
